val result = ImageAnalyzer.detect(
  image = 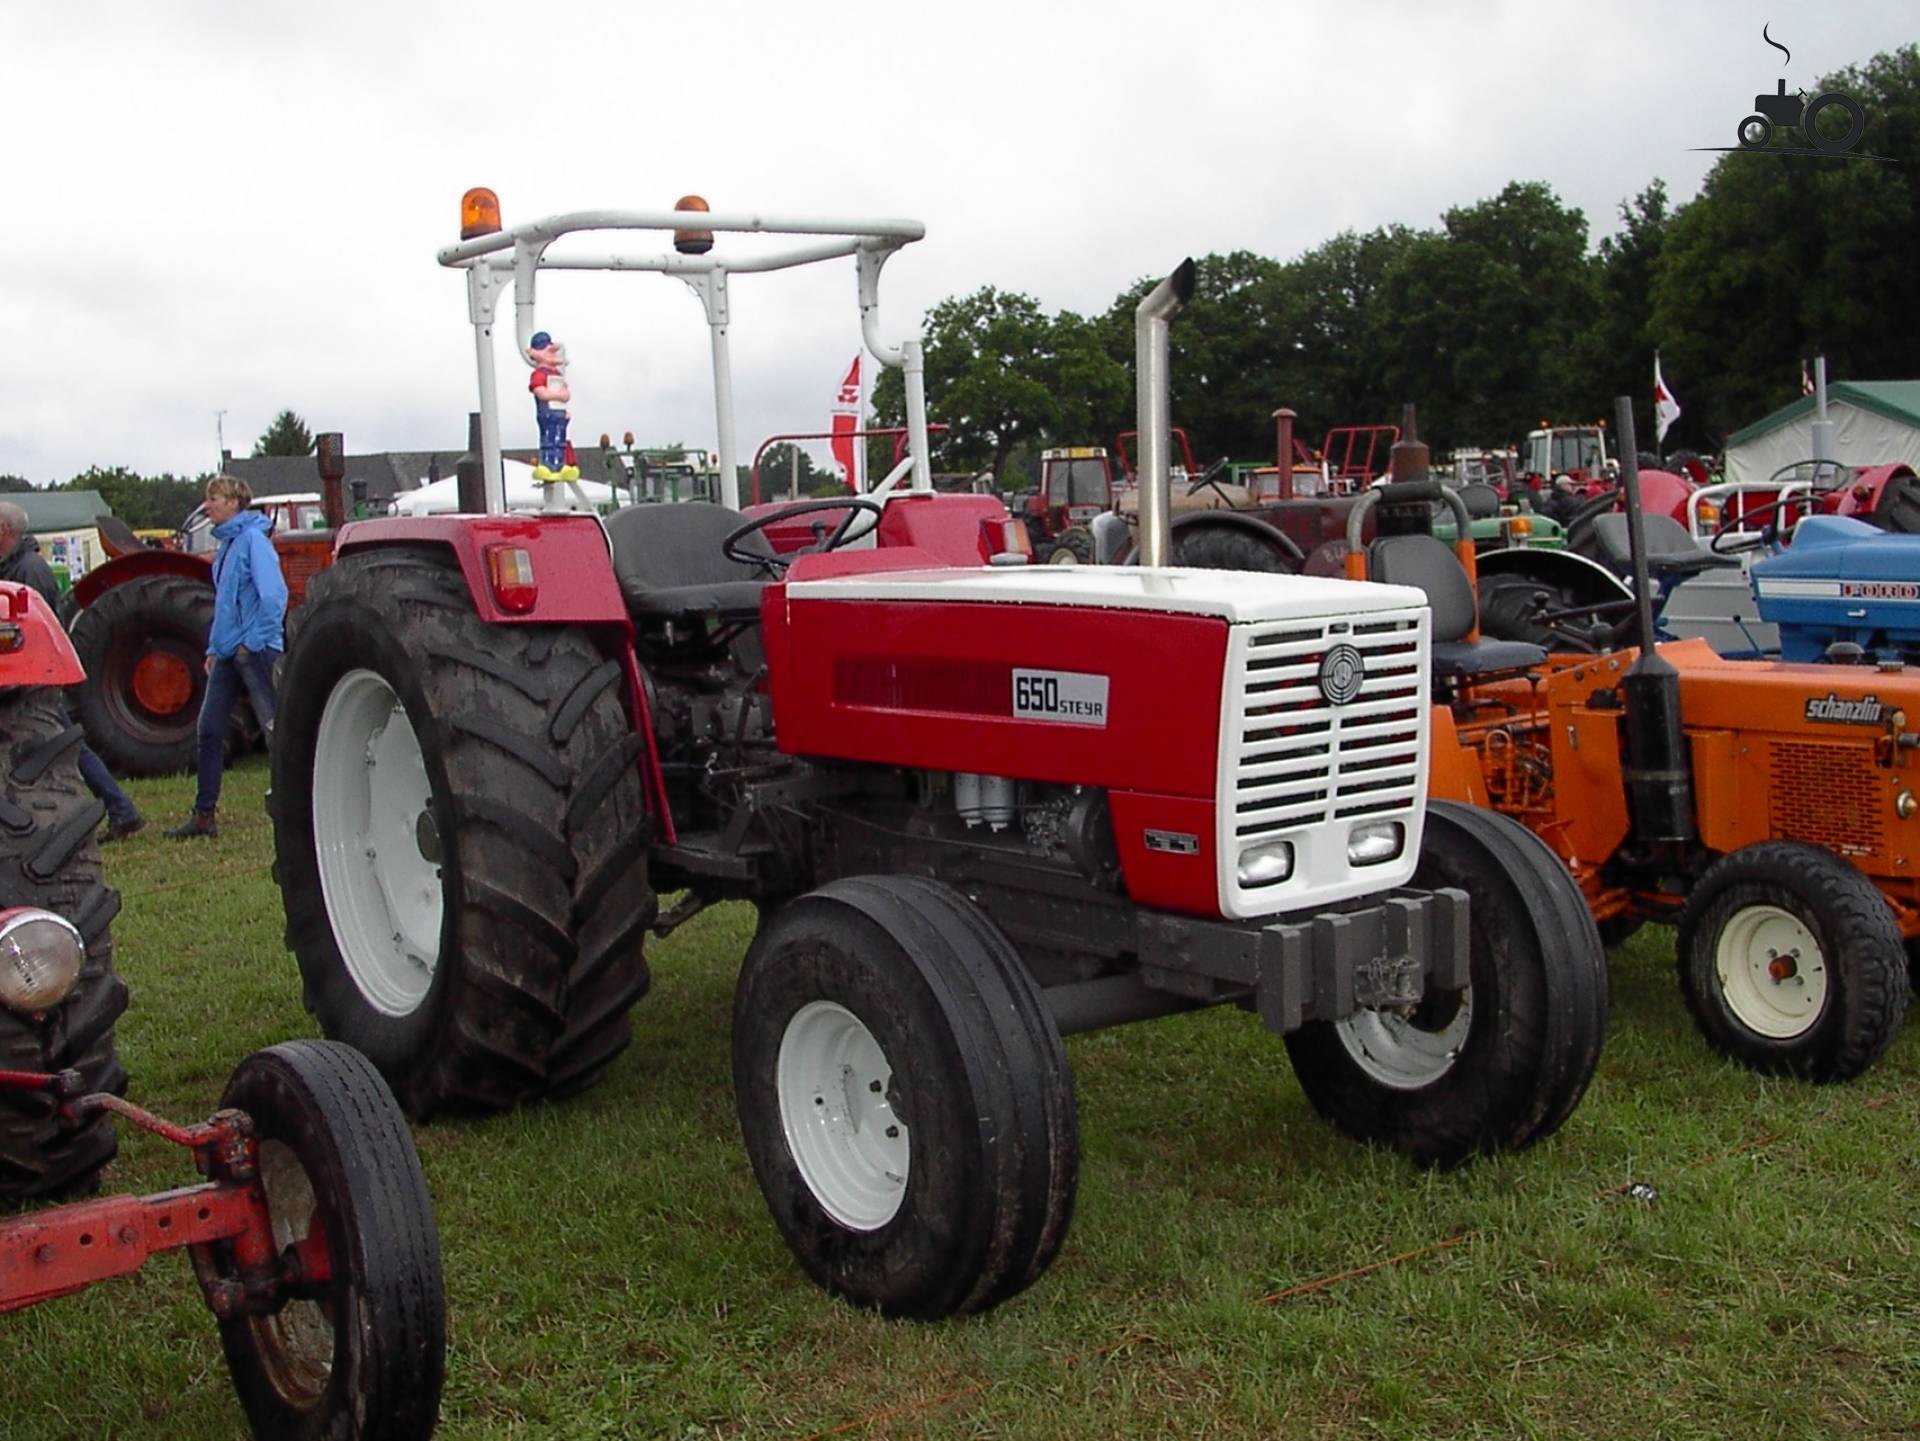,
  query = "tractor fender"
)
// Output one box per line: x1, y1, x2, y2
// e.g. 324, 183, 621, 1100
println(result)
1836, 464, 1919, 525
1637, 469, 1697, 526
70, 549, 212, 612
0, 582, 83, 684
1476, 546, 1634, 607
334, 515, 630, 626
